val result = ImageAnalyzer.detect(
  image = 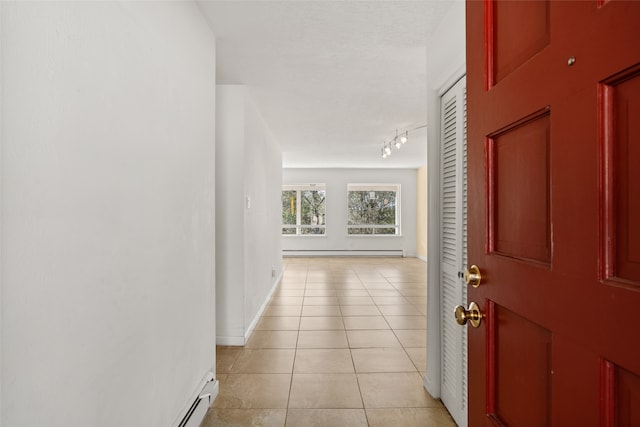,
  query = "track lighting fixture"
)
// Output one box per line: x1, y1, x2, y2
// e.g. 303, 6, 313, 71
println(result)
379, 125, 424, 159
